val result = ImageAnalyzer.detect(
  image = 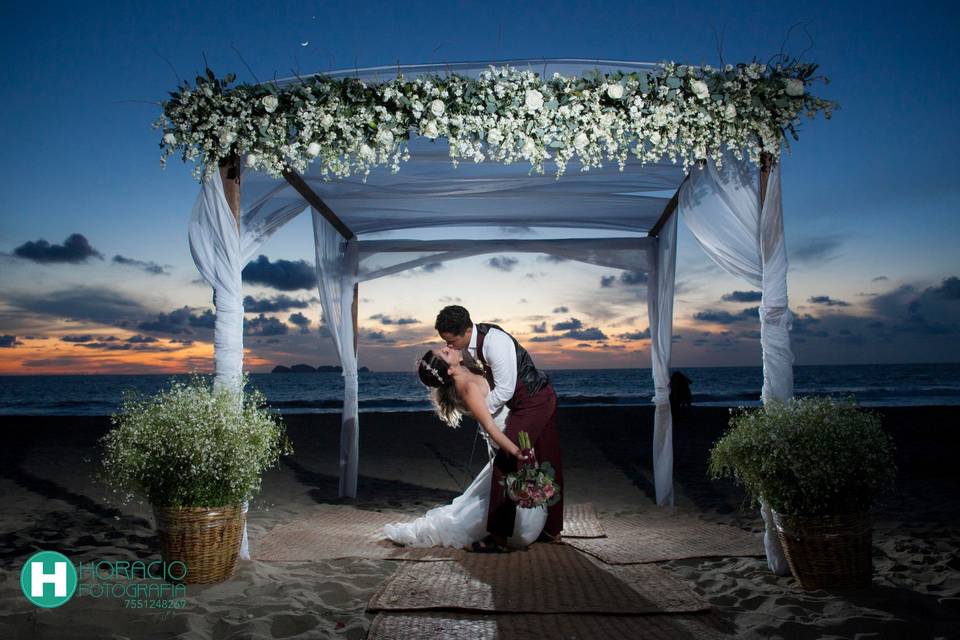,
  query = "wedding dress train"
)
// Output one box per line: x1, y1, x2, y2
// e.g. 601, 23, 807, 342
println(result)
383, 406, 547, 549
